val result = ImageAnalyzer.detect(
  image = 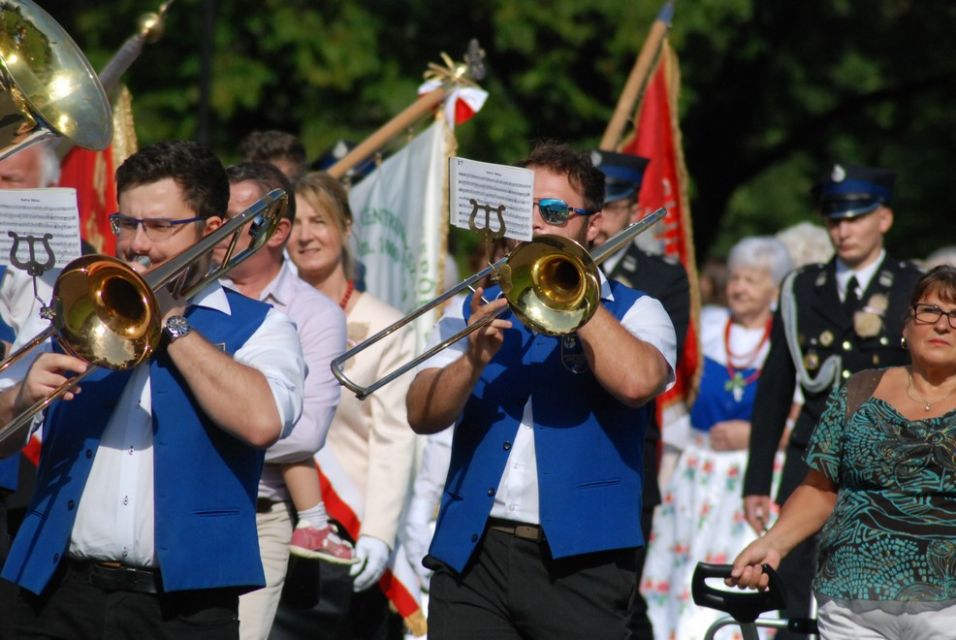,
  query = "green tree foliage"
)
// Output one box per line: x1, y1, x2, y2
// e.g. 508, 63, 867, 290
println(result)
46, 0, 956, 262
